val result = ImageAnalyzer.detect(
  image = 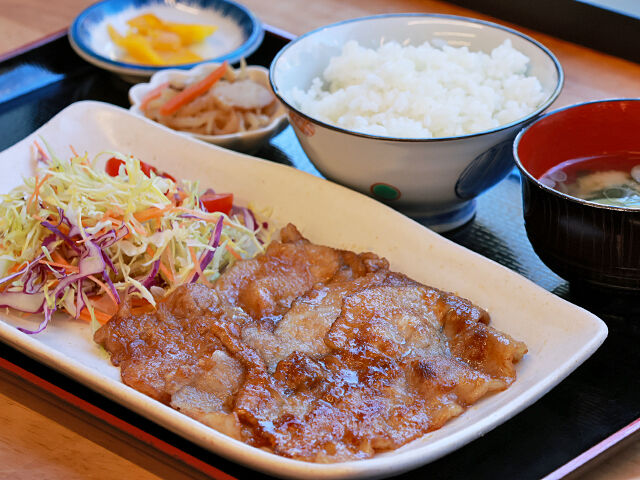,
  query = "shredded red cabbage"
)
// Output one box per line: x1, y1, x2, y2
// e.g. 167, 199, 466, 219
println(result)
92, 224, 128, 298
0, 253, 44, 286
141, 260, 161, 288
42, 233, 57, 248
17, 304, 53, 335
101, 271, 120, 303
1, 205, 130, 332
41, 220, 81, 254
50, 240, 106, 316
178, 213, 207, 220
191, 217, 223, 283
75, 279, 85, 317
22, 264, 49, 294
0, 290, 45, 313
56, 207, 82, 237
230, 206, 259, 232
243, 207, 257, 231
92, 224, 129, 249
